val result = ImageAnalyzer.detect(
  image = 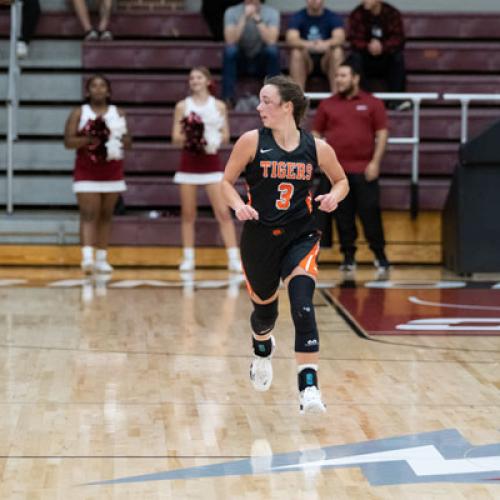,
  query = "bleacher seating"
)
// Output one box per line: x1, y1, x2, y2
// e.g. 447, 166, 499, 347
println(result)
1, 9, 500, 248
